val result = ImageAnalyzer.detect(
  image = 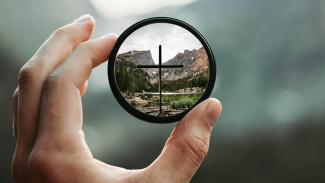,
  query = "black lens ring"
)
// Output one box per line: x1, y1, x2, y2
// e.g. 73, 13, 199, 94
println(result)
108, 17, 216, 123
